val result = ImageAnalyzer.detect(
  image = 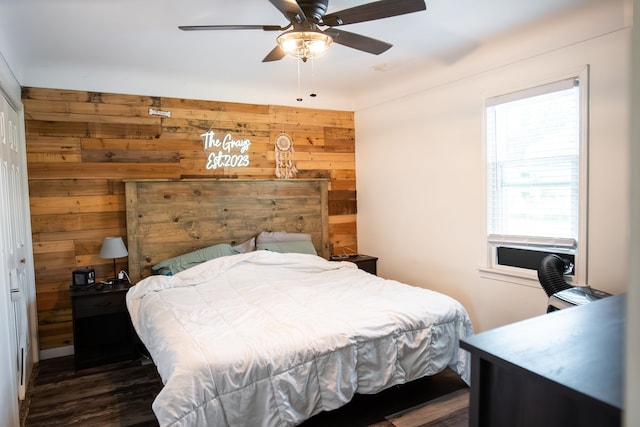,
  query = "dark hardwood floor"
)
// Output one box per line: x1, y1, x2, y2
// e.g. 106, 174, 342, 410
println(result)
21, 356, 162, 426
21, 356, 467, 427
